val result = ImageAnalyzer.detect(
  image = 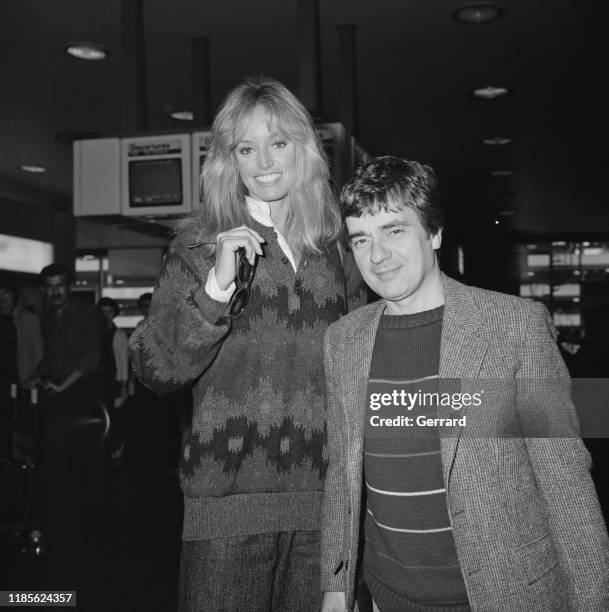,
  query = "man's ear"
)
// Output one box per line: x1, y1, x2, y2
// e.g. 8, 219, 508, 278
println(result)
431, 228, 443, 251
